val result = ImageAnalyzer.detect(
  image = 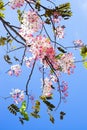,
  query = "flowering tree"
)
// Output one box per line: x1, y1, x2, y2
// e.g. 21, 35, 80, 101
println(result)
0, 0, 87, 124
